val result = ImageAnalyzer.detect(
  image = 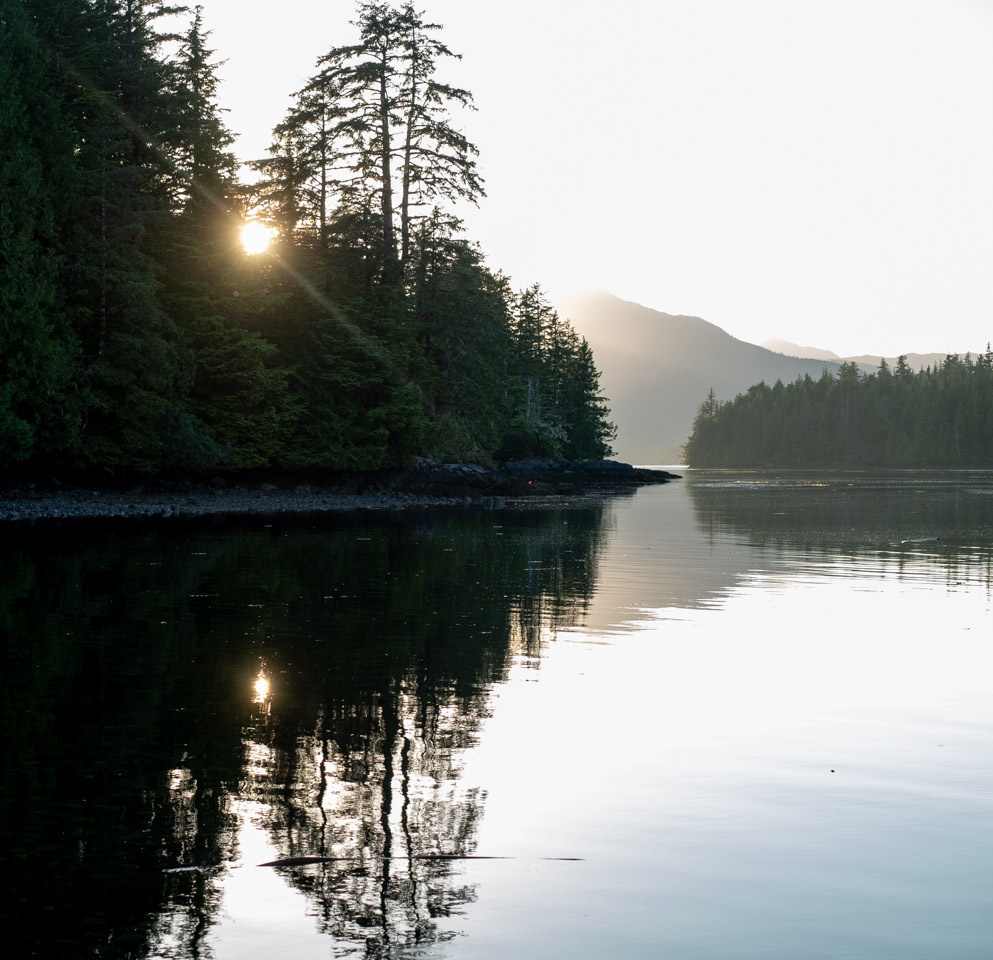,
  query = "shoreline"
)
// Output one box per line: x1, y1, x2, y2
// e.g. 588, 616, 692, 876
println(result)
0, 459, 680, 523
